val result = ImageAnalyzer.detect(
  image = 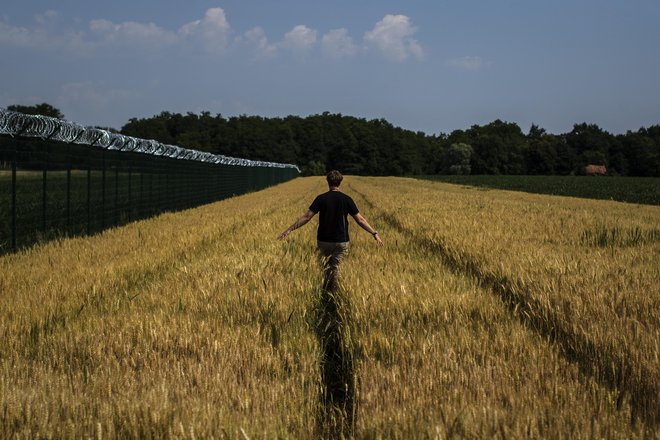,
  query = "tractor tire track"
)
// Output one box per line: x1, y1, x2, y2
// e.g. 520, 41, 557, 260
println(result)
351, 185, 658, 429
314, 284, 357, 439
